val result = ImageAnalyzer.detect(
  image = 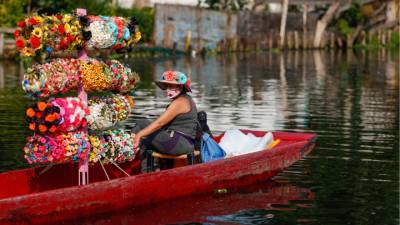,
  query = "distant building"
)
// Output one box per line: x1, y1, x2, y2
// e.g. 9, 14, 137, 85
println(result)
113, 0, 198, 8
